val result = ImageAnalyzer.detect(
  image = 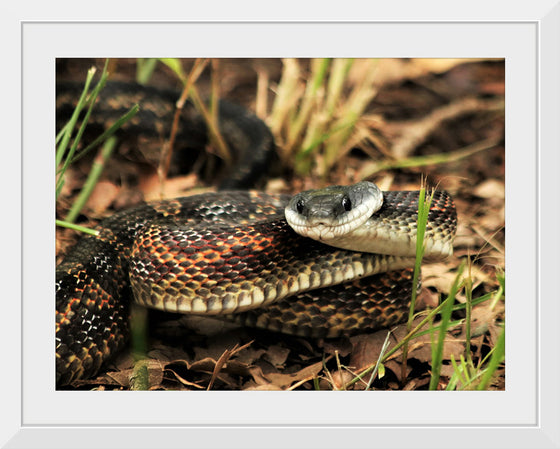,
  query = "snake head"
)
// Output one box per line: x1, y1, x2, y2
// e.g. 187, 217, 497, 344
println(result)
285, 181, 383, 242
